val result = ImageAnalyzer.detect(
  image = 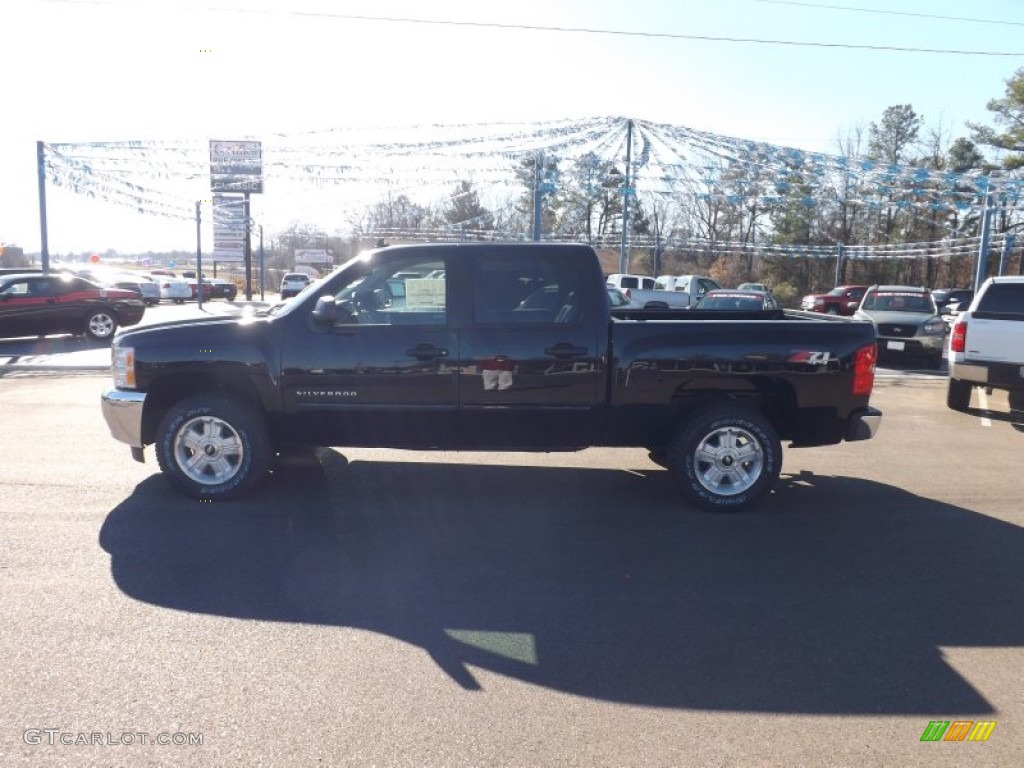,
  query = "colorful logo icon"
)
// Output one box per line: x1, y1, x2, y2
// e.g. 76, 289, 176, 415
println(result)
920, 720, 996, 742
